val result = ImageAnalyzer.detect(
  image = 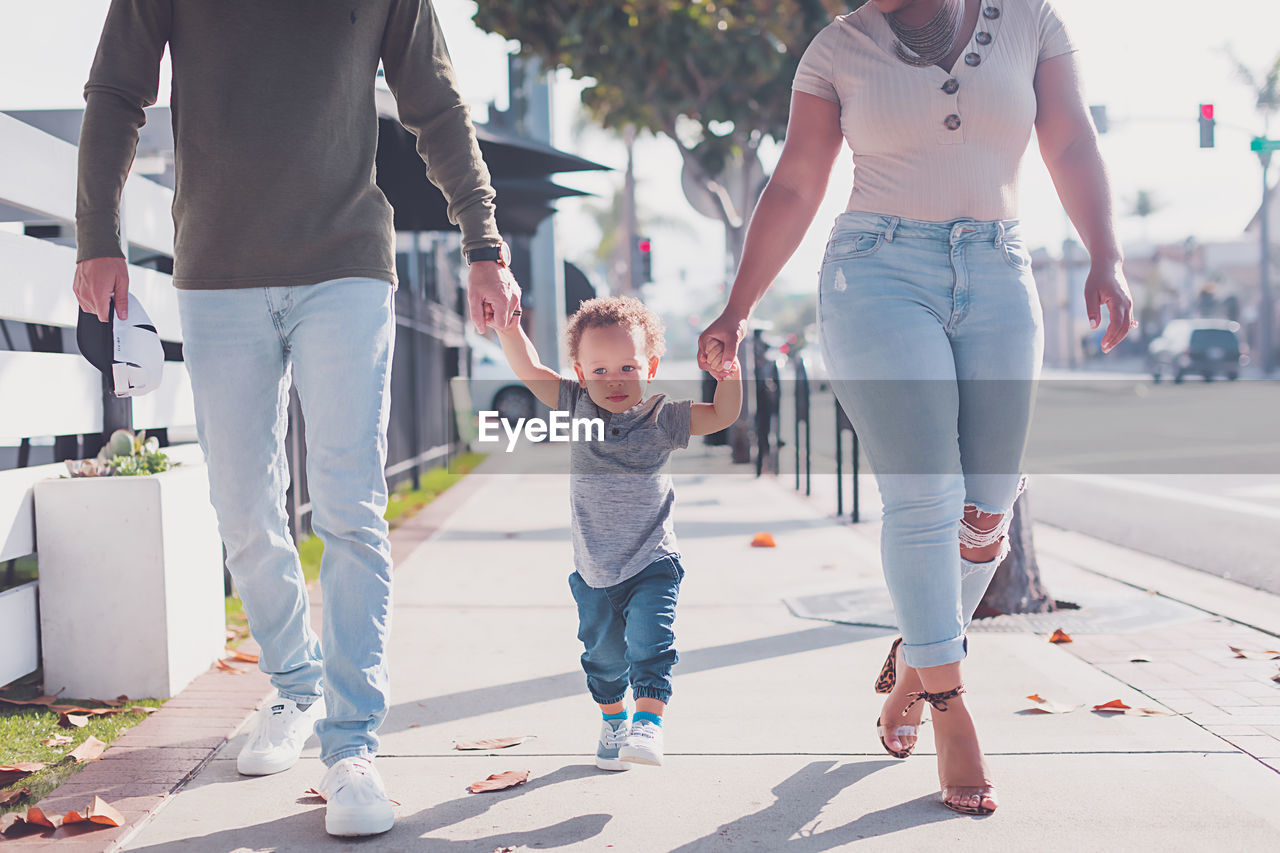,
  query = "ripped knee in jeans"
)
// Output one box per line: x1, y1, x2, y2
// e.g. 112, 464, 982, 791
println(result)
959, 476, 1026, 565
959, 507, 1012, 565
